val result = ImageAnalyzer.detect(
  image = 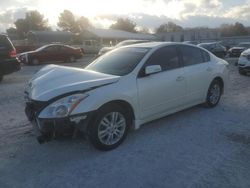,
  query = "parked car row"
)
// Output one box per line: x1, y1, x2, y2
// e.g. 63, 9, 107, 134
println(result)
183, 41, 250, 60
